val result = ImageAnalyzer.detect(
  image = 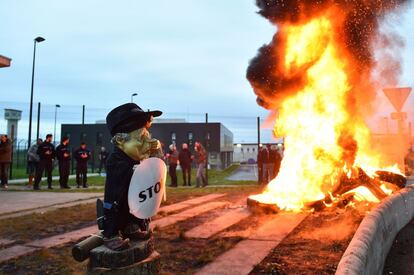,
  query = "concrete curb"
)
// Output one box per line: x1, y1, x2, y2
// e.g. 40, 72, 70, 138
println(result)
336, 185, 414, 275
